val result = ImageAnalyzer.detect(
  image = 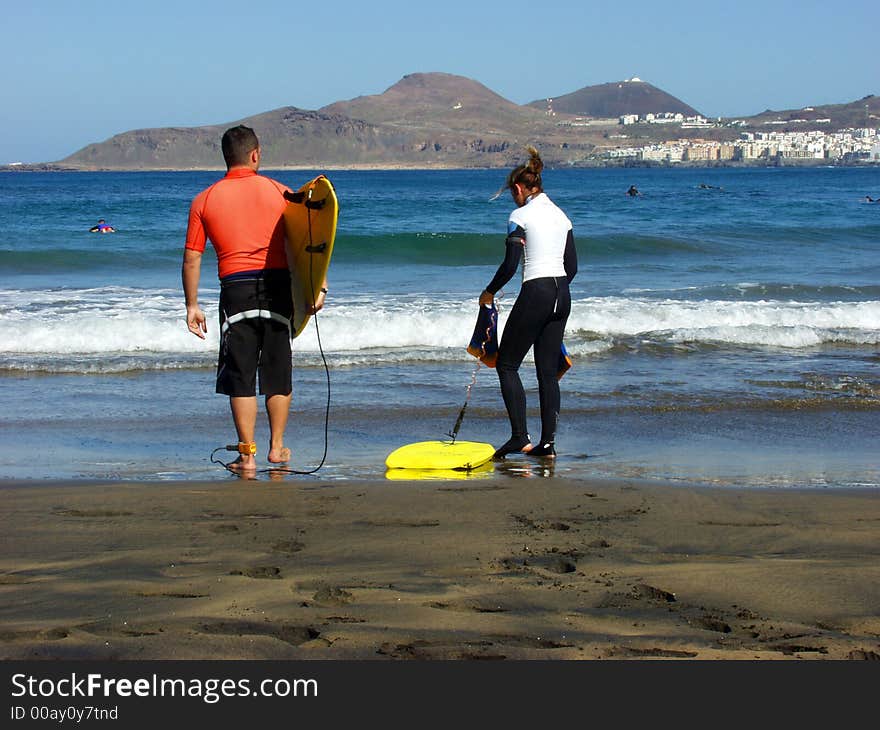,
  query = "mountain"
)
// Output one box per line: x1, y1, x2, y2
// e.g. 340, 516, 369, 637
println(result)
321, 72, 548, 134
528, 78, 701, 118
16, 72, 873, 170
